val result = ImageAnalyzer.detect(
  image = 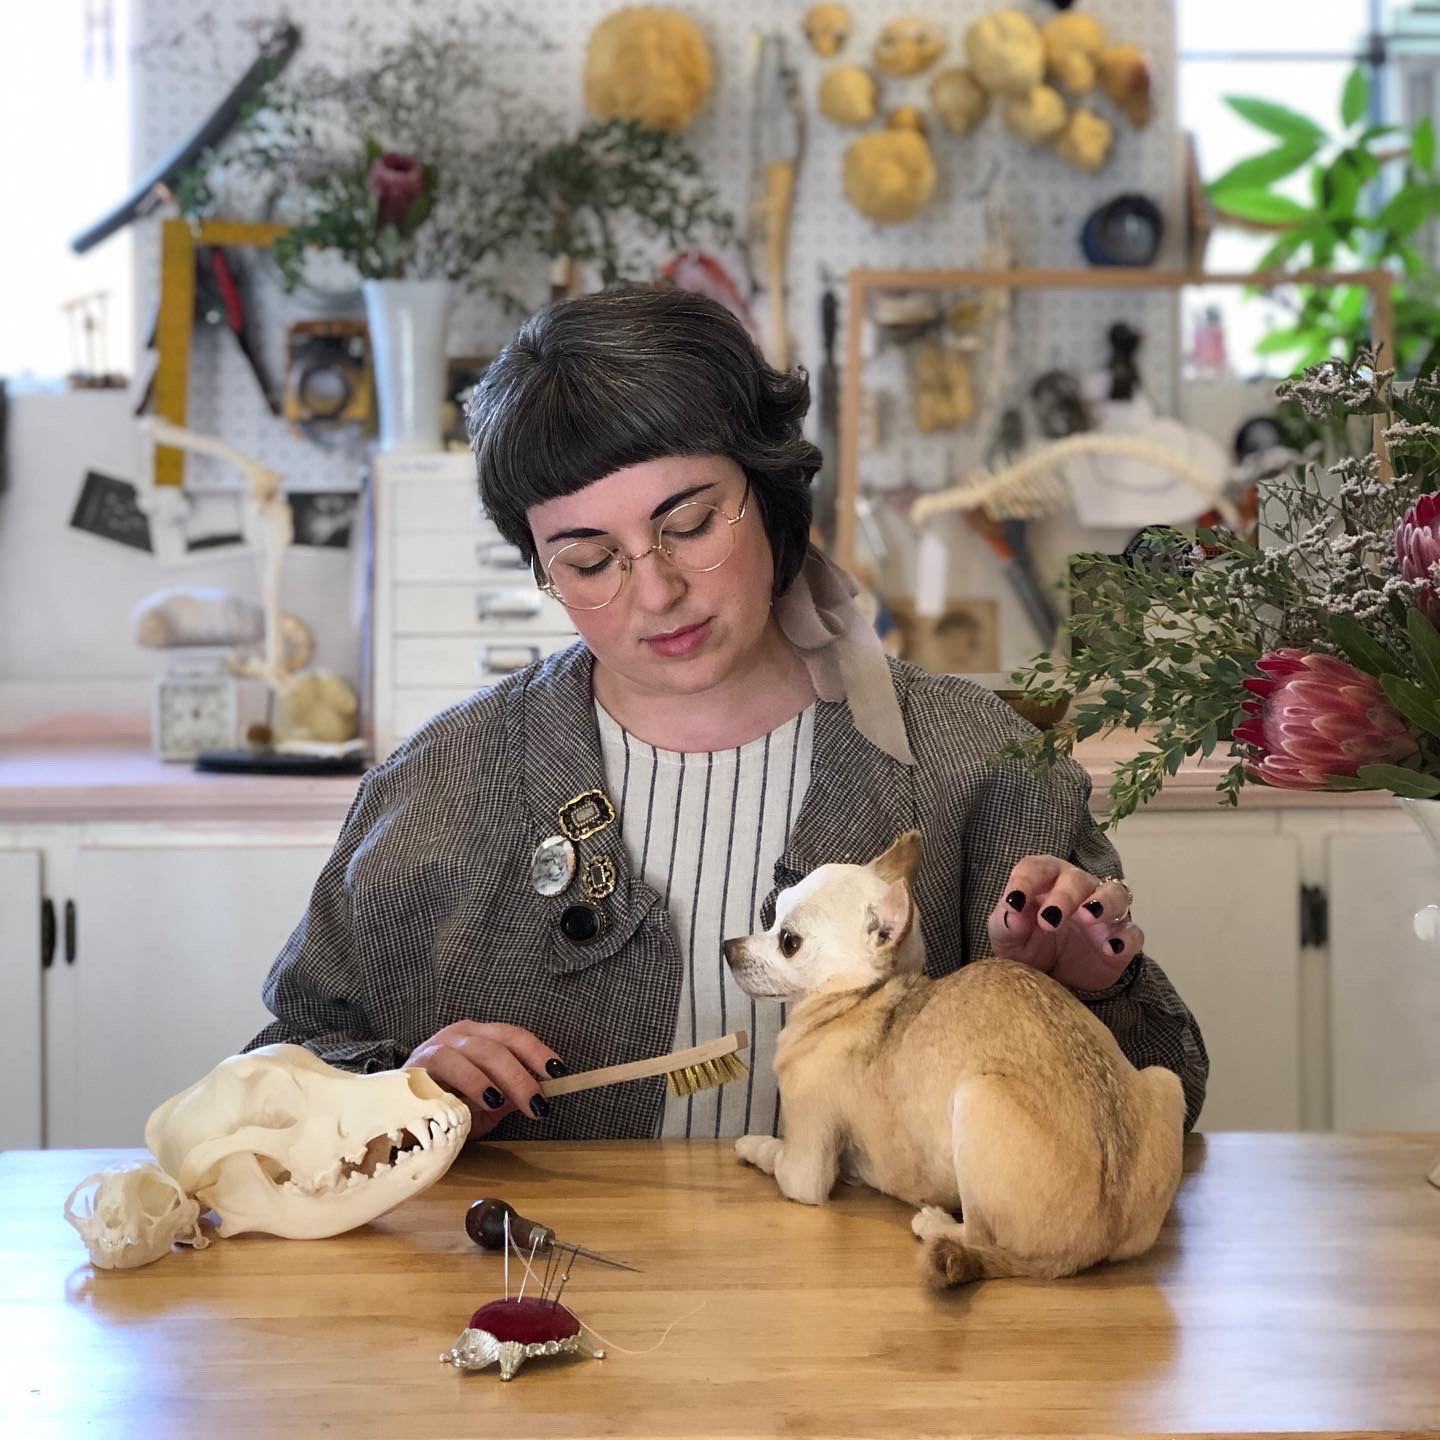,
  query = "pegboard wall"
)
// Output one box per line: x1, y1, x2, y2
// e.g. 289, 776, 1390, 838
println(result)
130, 0, 1179, 502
